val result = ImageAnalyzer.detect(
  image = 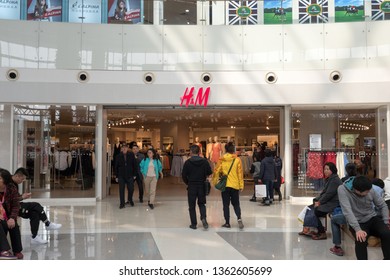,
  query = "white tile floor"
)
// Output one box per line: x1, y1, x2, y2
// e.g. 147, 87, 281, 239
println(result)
17, 189, 386, 260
